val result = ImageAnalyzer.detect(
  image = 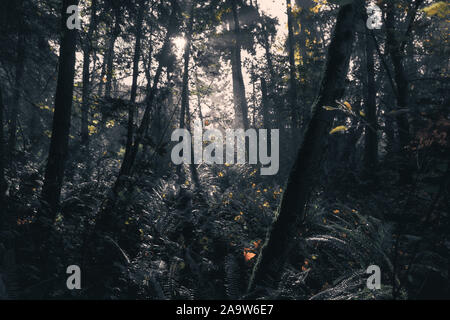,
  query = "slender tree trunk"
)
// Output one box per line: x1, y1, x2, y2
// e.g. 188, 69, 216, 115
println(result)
248, 1, 361, 293
8, 0, 26, 160
95, 0, 179, 232
194, 72, 204, 125
177, 1, 200, 187
286, 0, 298, 128
384, 0, 423, 183
123, 0, 145, 169
81, 5, 179, 294
260, 77, 271, 148
363, 28, 378, 172
263, 26, 275, 85
81, 0, 98, 145
0, 87, 6, 208
262, 29, 282, 131
230, 0, 249, 130
40, 0, 79, 221
385, 2, 410, 149
97, 58, 107, 97
105, 9, 121, 99
179, 4, 194, 130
